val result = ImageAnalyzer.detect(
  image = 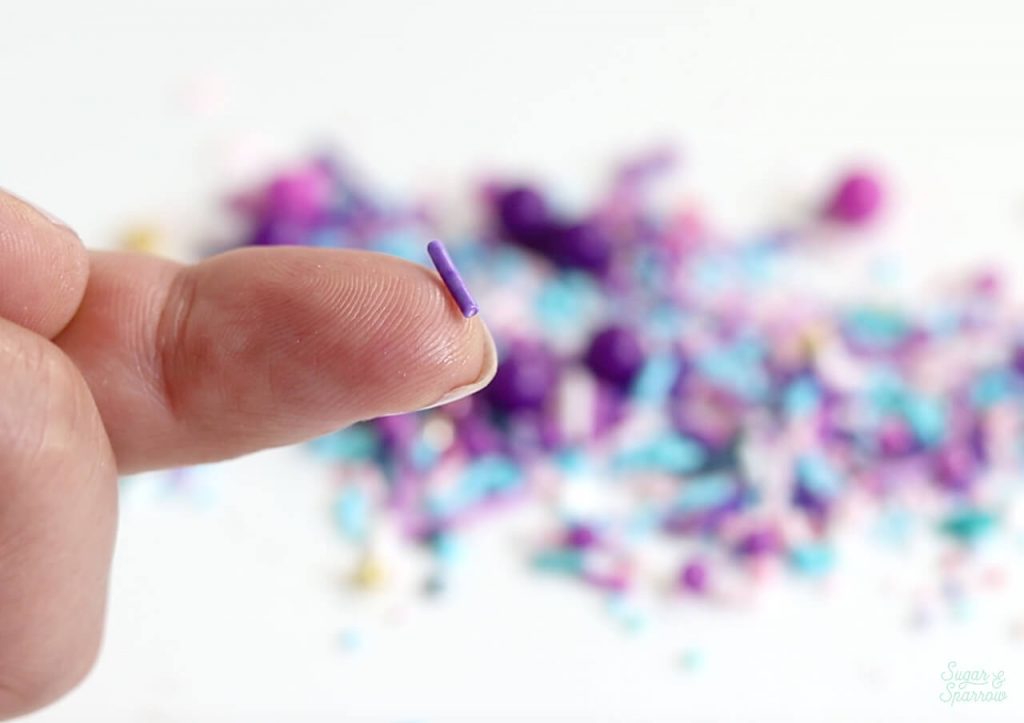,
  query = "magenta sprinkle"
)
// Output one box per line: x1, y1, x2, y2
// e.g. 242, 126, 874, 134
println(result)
427, 240, 479, 318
